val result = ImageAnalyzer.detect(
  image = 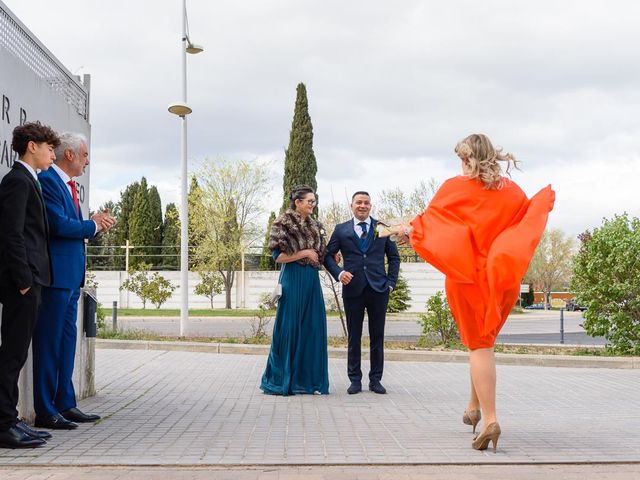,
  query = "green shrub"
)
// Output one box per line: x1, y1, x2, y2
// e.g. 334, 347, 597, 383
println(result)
388, 274, 411, 313
417, 291, 459, 346
572, 214, 640, 355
